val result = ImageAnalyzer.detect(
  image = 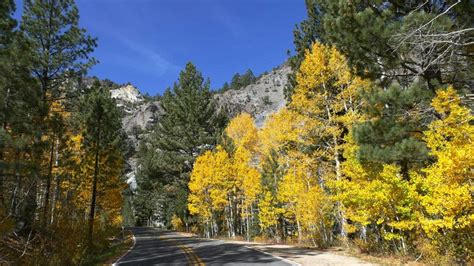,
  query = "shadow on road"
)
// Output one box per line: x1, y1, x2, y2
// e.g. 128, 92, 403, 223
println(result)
117, 227, 299, 265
